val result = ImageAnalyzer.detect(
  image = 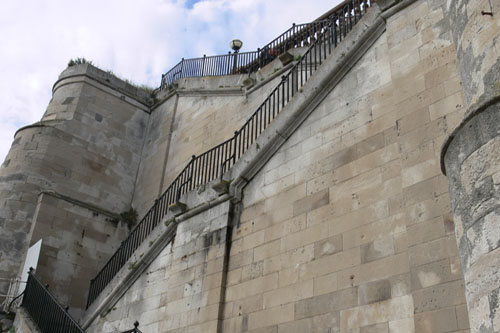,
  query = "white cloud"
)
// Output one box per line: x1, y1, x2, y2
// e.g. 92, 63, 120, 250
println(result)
0, 0, 340, 163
